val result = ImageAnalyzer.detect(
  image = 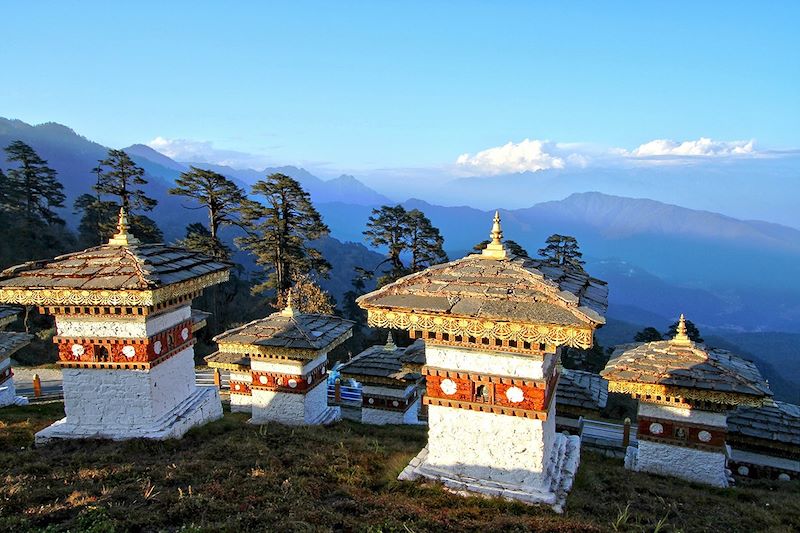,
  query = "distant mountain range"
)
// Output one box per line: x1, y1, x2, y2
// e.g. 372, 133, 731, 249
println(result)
2, 117, 798, 399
